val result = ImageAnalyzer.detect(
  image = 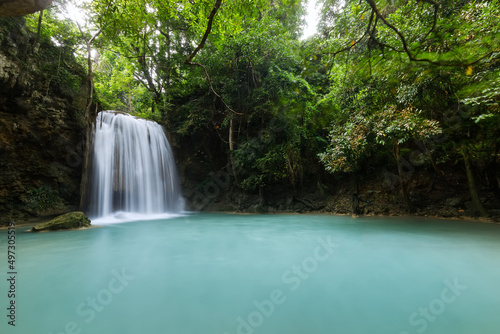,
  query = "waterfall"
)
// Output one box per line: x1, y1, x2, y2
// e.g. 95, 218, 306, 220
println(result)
84, 111, 184, 221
